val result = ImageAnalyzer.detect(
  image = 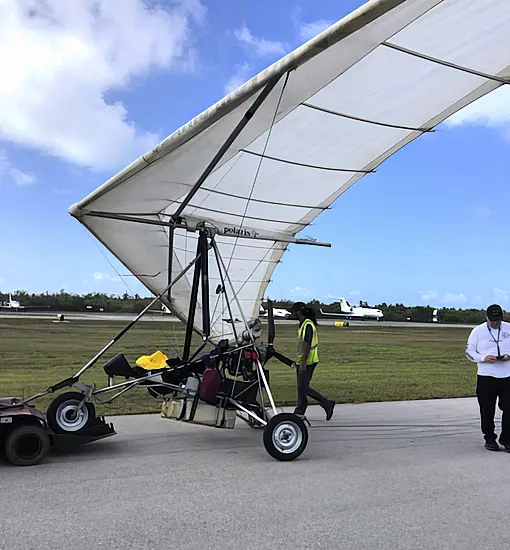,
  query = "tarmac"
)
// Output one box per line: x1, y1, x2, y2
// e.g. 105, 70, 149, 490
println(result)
2, 397, 509, 549
0, 310, 475, 328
